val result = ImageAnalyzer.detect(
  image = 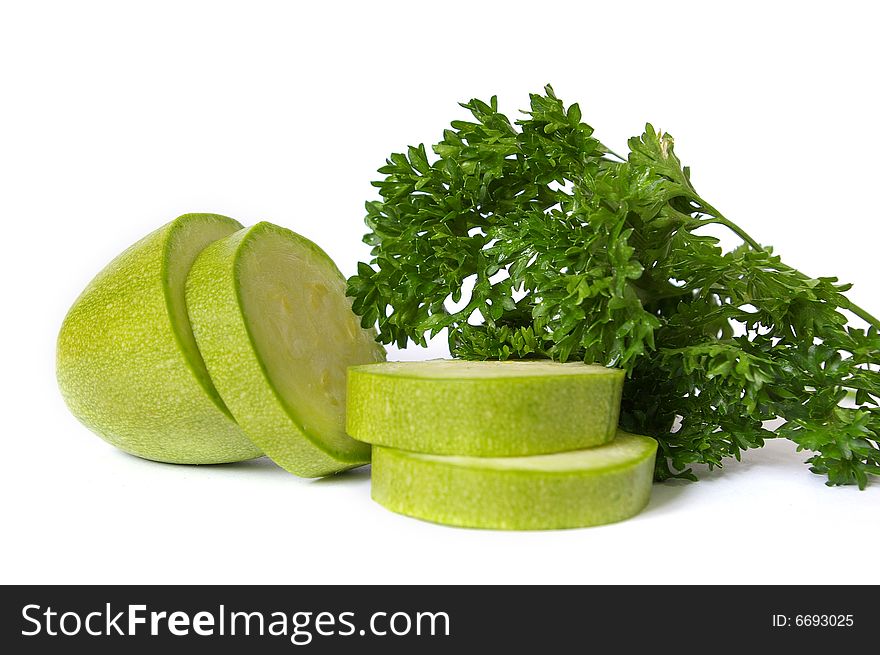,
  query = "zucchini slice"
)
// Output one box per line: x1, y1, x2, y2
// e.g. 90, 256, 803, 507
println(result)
371, 431, 657, 530
186, 222, 385, 477
347, 360, 624, 456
